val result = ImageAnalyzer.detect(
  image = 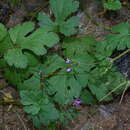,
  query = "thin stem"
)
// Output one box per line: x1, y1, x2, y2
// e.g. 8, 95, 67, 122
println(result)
111, 48, 130, 63
119, 83, 128, 105
99, 81, 128, 102
15, 110, 28, 130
